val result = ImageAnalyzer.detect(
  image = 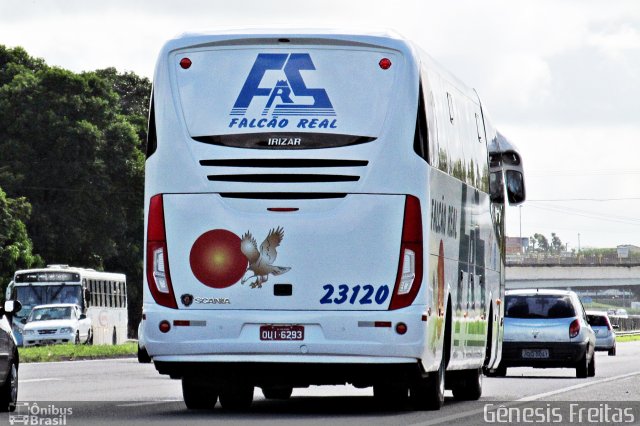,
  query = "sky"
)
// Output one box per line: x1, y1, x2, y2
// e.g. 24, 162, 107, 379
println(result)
1, 0, 639, 249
